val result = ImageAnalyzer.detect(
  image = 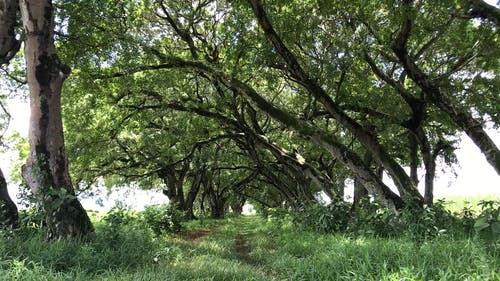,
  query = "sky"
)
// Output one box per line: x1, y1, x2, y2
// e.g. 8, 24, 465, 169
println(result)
1, 1, 499, 210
